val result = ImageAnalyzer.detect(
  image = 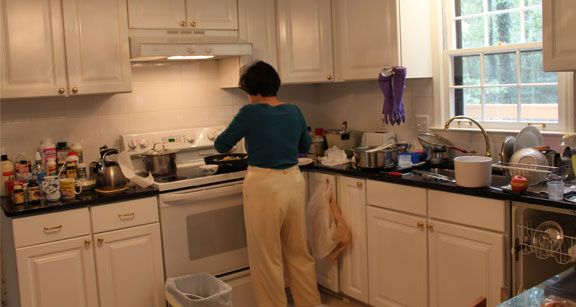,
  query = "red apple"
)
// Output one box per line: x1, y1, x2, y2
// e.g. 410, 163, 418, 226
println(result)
511, 175, 528, 192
